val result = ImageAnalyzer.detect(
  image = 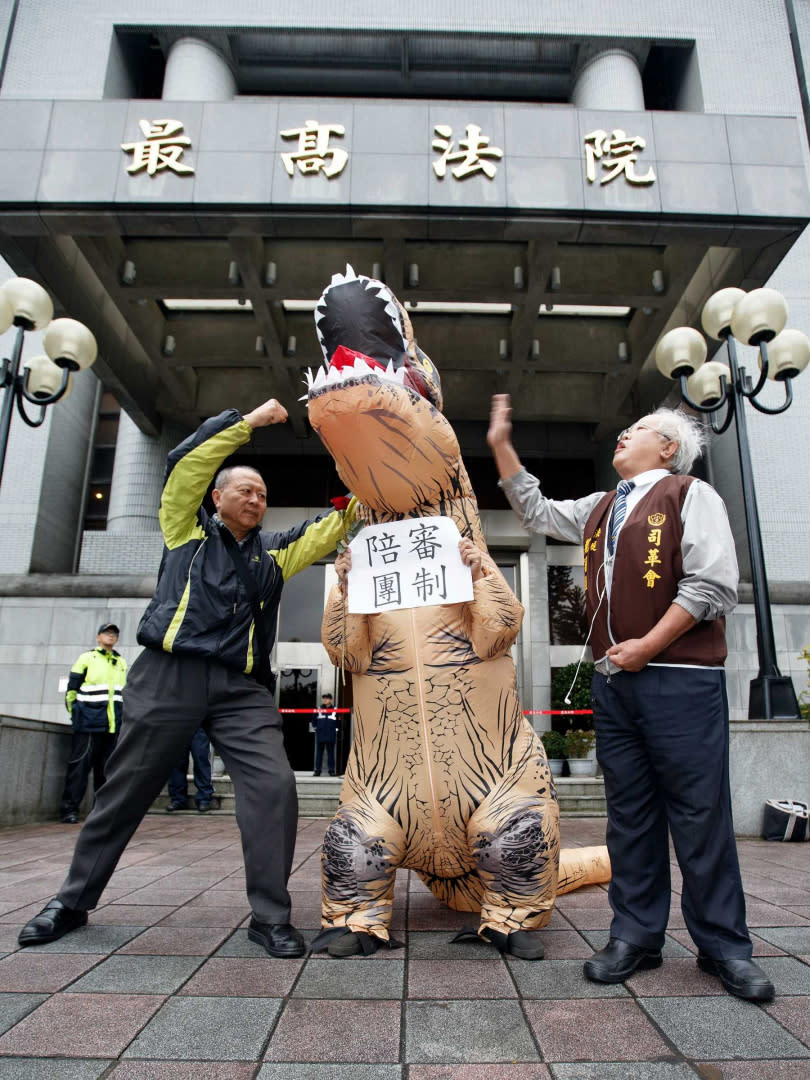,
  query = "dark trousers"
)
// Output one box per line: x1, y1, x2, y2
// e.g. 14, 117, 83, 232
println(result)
58, 650, 298, 924
591, 666, 752, 959
60, 730, 118, 816
168, 727, 214, 807
314, 739, 336, 775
